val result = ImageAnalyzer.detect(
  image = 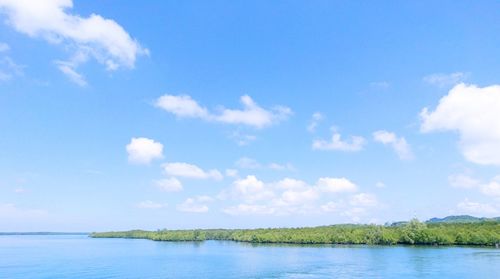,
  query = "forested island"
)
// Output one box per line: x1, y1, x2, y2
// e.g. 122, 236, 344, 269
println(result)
91, 217, 500, 246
